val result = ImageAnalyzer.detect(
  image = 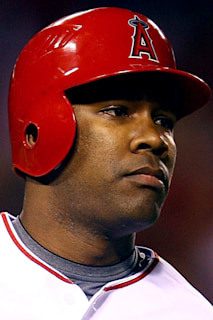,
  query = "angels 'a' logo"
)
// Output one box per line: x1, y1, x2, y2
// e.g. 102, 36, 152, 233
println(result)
128, 16, 159, 62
